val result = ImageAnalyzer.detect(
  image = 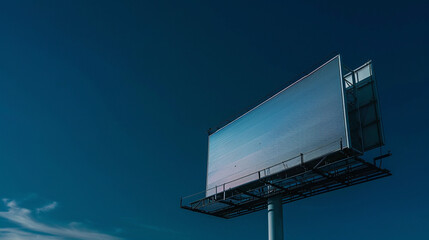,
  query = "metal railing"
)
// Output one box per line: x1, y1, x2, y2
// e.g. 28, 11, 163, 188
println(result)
181, 138, 345, 208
